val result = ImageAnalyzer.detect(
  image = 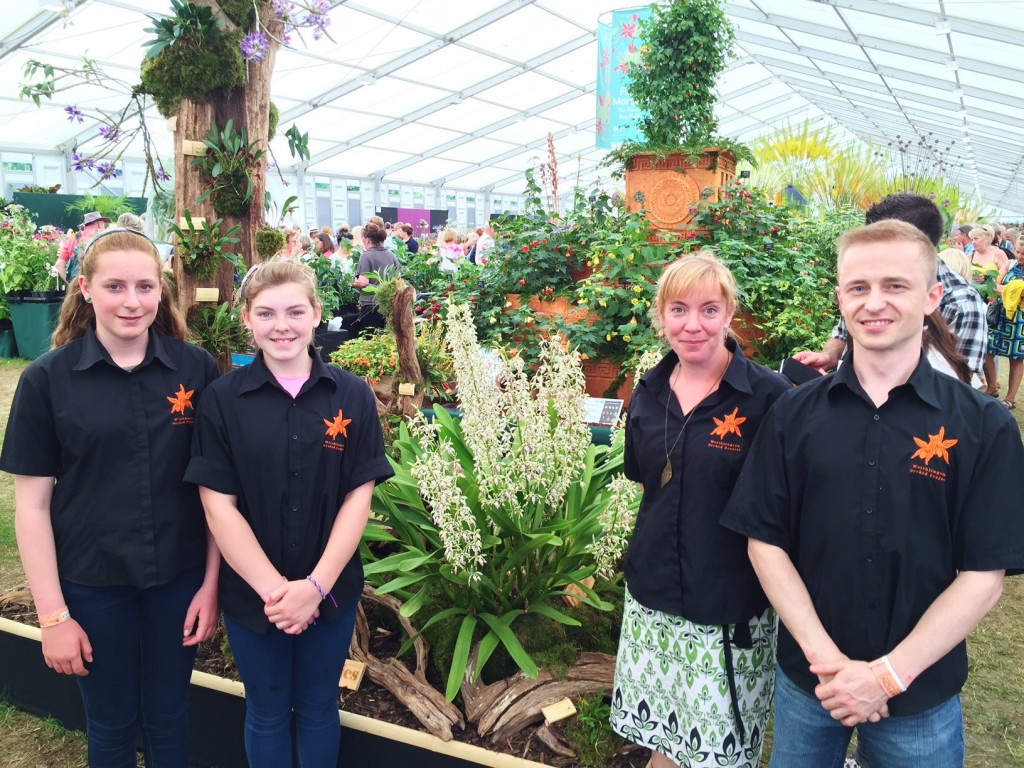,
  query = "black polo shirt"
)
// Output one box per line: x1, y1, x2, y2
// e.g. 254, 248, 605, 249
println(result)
0, 325, 219, 589
722, 353, 1024, 715
623, 341, 791, 625
185, 350, 393, 633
